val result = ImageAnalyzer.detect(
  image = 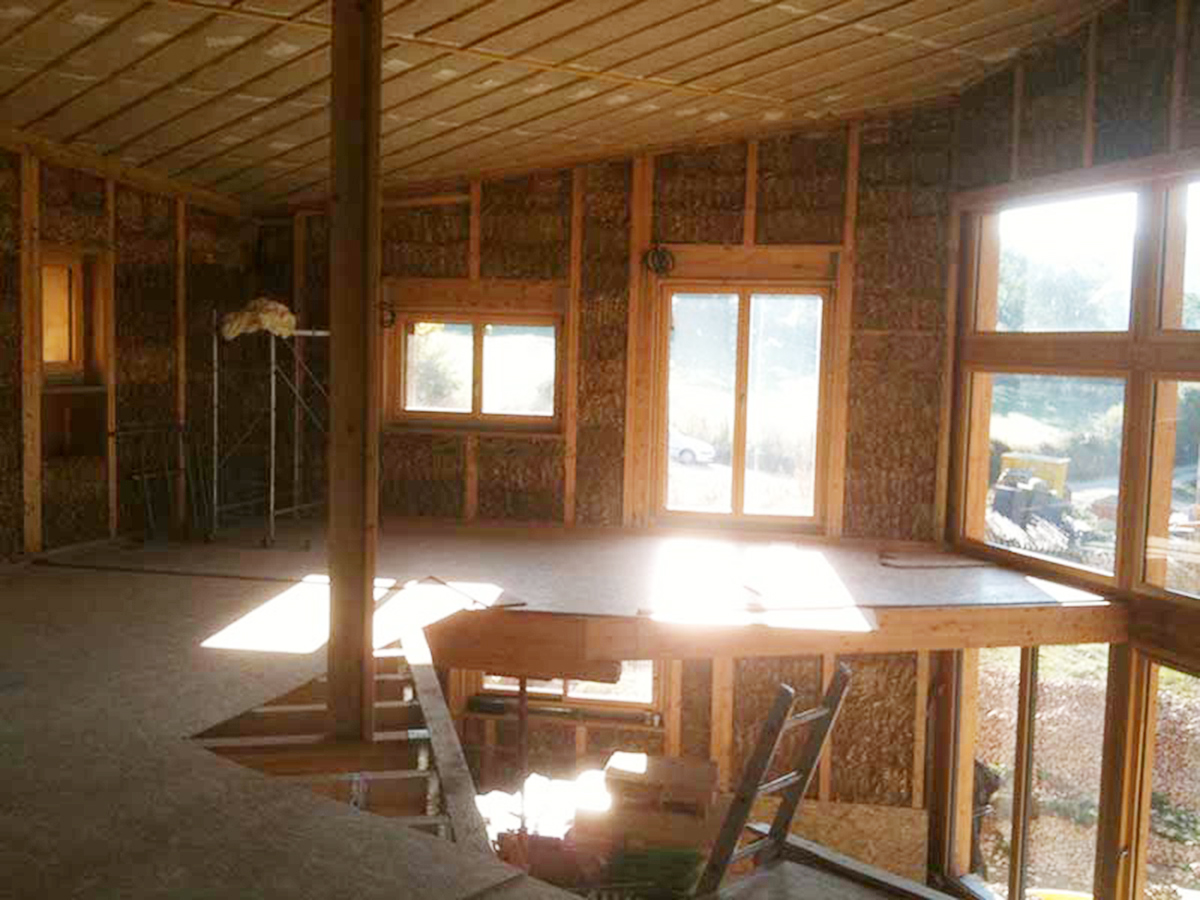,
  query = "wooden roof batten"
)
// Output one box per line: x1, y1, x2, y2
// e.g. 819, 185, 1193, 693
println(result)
0, 0, 1119, 212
